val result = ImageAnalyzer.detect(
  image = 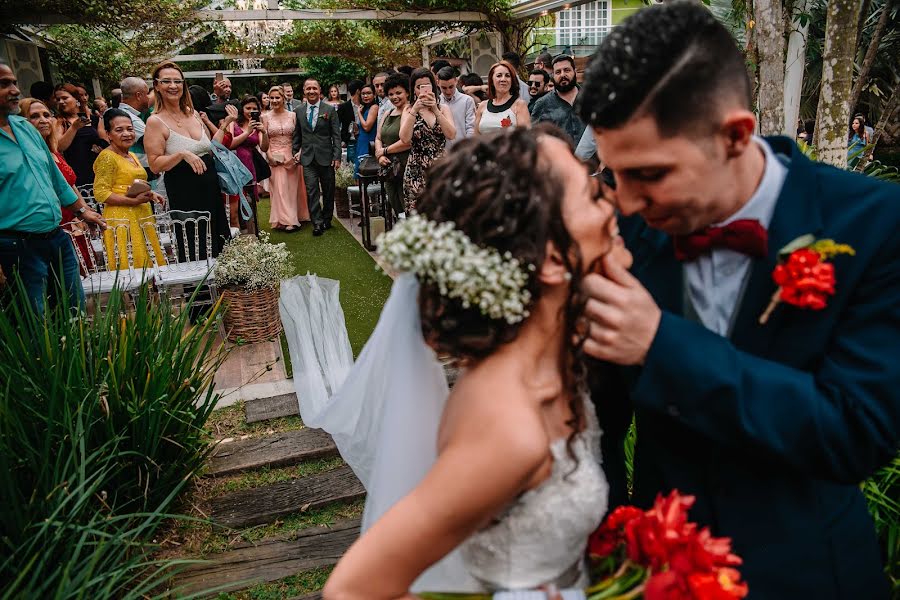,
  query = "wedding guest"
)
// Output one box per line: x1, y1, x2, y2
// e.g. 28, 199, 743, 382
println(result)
326, 85, 342, 109
501, 51, 531, 100
429, 59, 451, 76
144, 61, 231, 258
400, 68, 456, 213
437, 66, 475, 147
373, 71, 393, 116
29, 80, 54, 107
262, 85, 308, 232
109, 87, 122, 109
534, 51, 553, 76
92, 97, 108, 116
461, 72, 487, 106
118, 76, 152, 166
474, 61, 531, 135
578, 3, 899, 596
20, 97, 95, 272
339, 79, 365, 167
0, 61, 104, 313
530, 55, 585, 144
281, 82, 296, 111
353, 83, 379, 178
73, 84, 96, 127
55, 82, 107, 186
291, 78, 342, 237
374, 73, 412, 217
527, 69, 550, 113
257, 90, 270, 111
93, 108, 165, 269
228, 95, 269, 234
848, 114, 870, 166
